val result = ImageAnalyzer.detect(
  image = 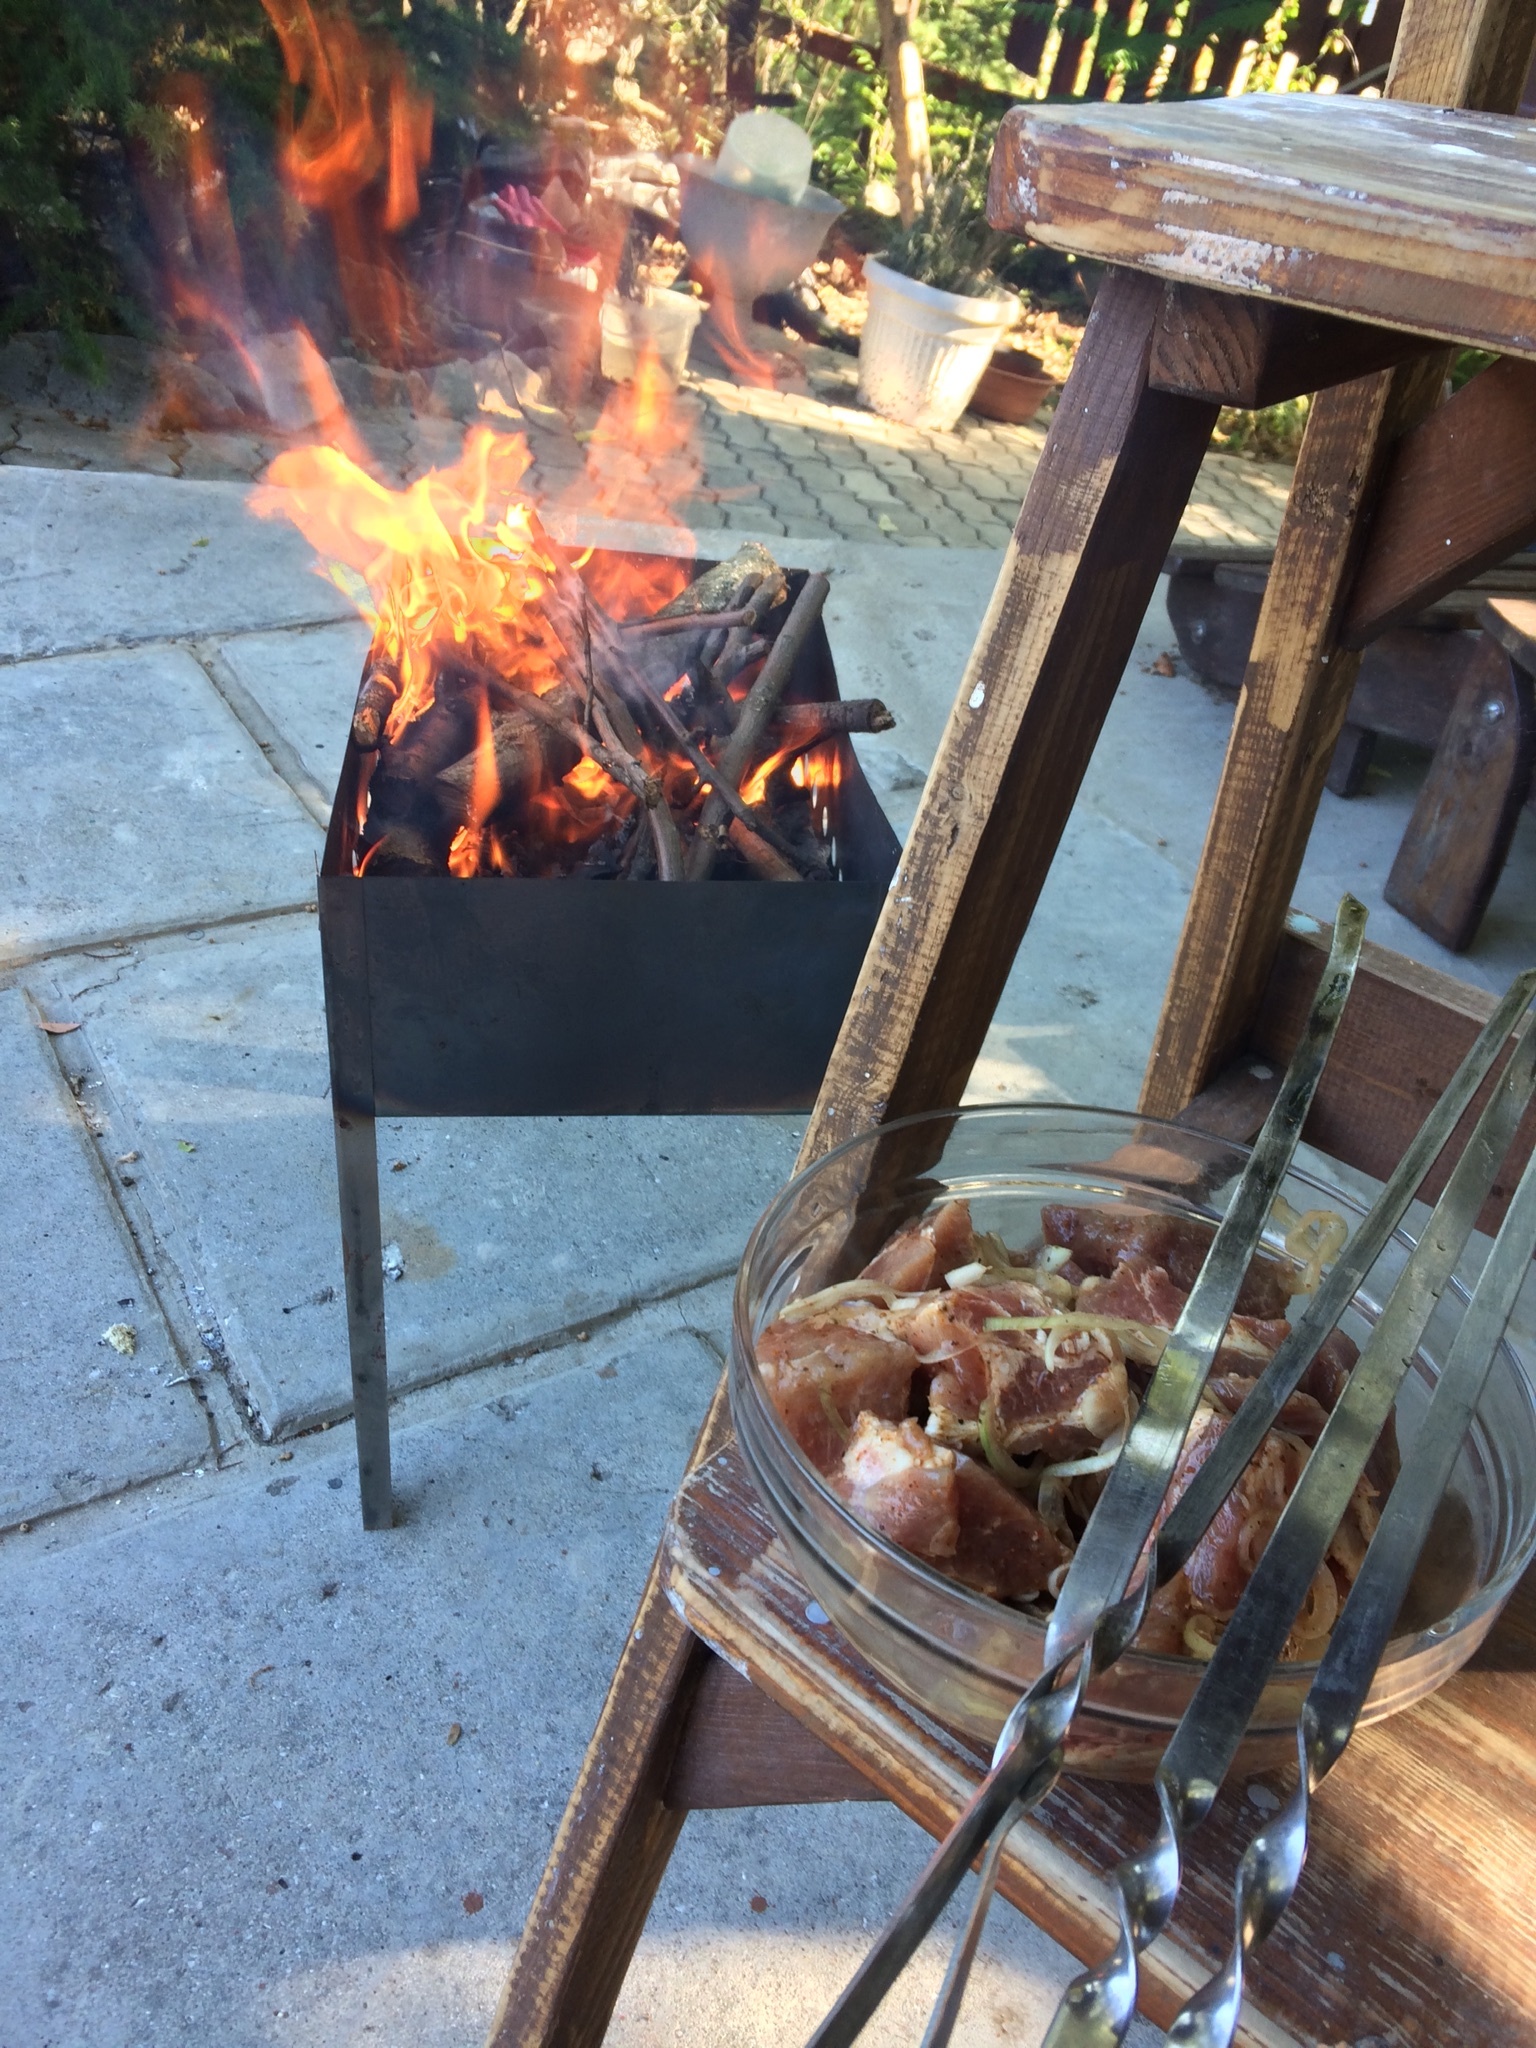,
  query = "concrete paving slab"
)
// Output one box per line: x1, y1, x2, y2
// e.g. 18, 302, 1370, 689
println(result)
0, 988, 208, 1528
0, 468, 352, 662
0, 643, 323, 967
1, 1314, 1155, 2048
210, 621, 374, 807
58, 914, 801, 1437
